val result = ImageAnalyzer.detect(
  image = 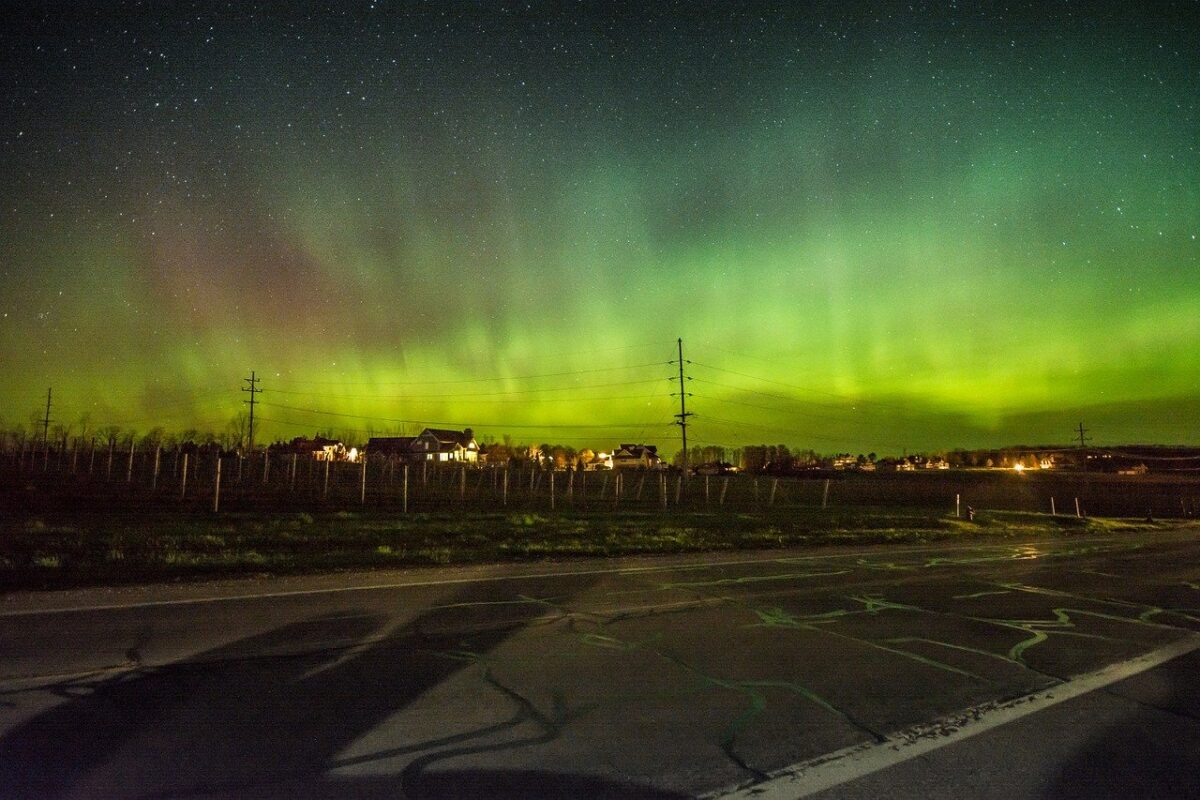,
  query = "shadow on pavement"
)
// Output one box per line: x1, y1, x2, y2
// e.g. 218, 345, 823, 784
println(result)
1046, 649, 1200, 799
0, 574, 672, 799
